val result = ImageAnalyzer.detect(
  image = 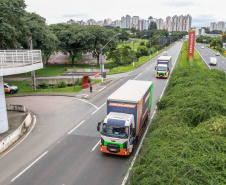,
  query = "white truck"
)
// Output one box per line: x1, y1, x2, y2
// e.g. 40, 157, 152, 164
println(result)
155, 56, 172, 78
209, 57, 217, 66
97, 80, 153, 156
